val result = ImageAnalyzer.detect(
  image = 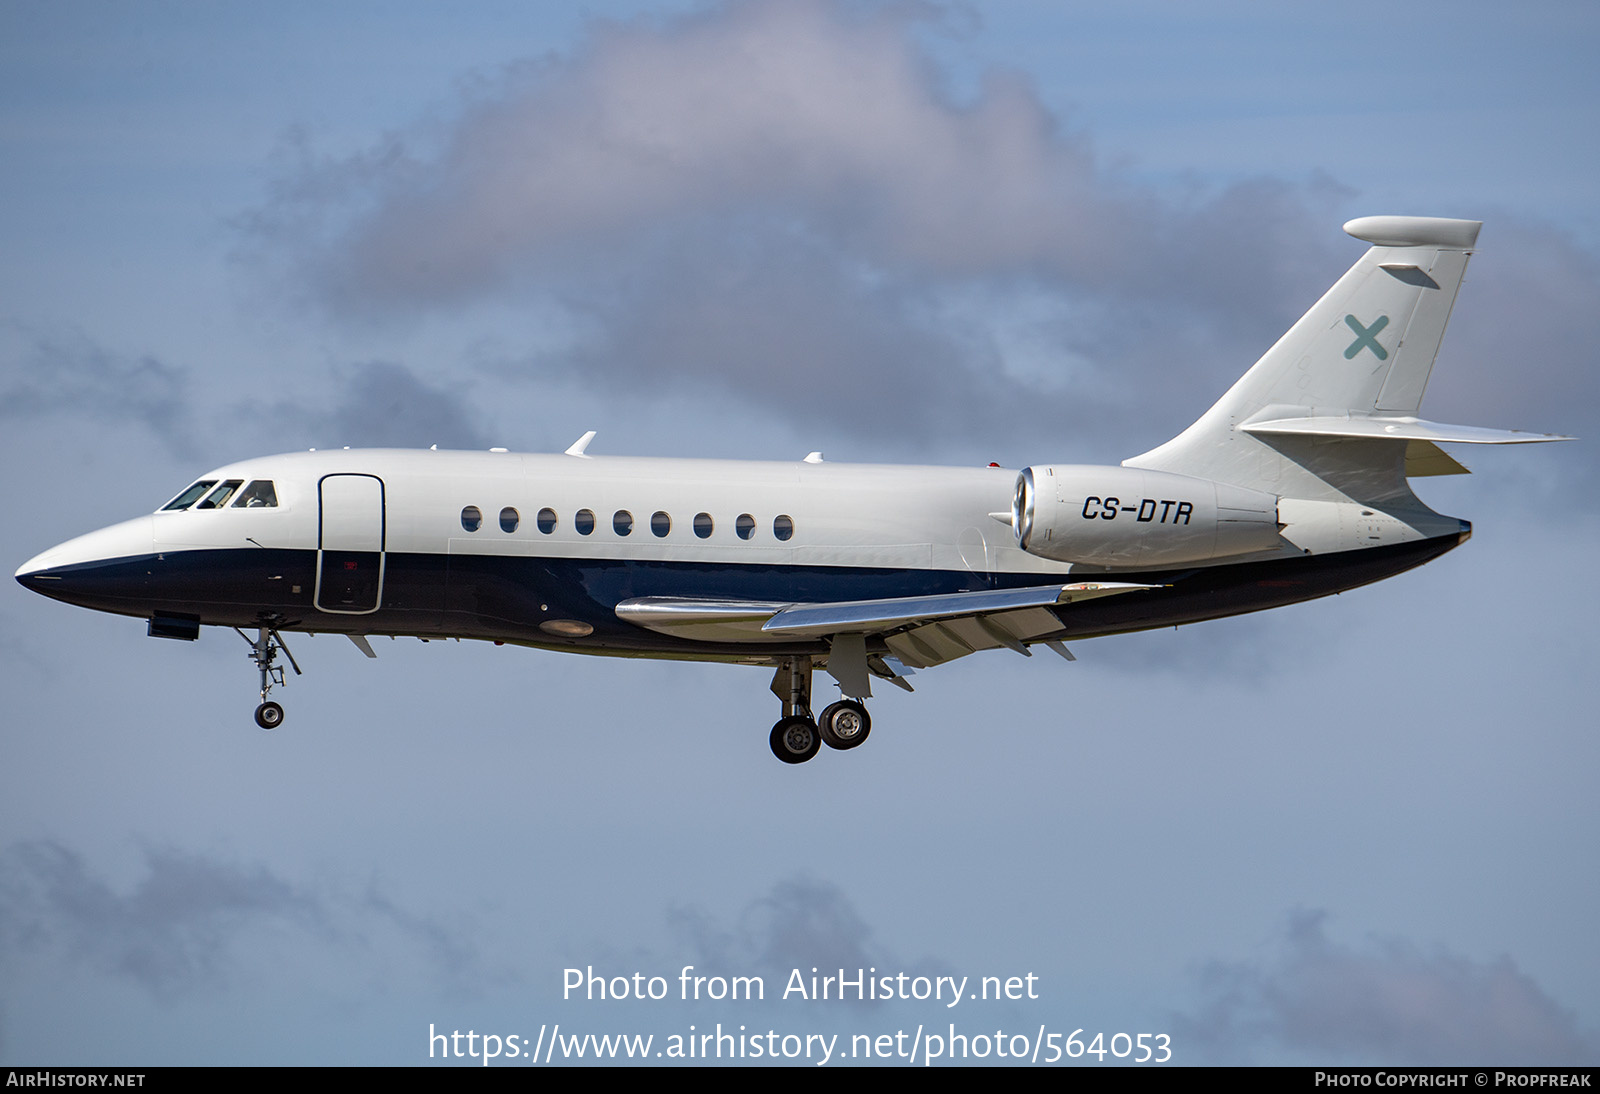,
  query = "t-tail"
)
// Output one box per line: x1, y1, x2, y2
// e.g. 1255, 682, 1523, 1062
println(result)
1121, 215, 1570, 552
